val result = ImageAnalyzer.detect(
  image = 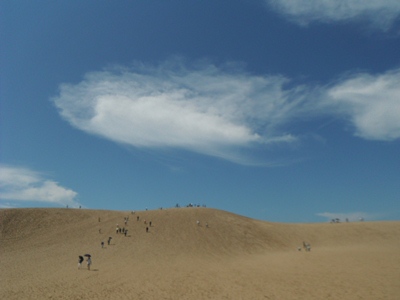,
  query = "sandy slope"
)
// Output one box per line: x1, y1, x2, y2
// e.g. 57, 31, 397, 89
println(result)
1, 208, 399, 299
